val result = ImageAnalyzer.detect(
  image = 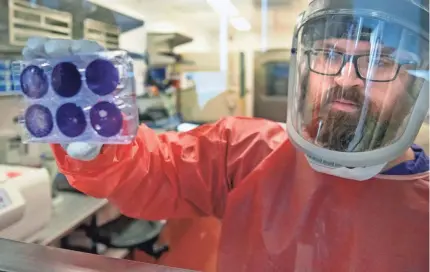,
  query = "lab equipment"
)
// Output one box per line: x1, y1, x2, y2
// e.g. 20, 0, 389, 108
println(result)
0, 165, 51, 241
13, 51, 139, 144
253, 49, 290, 122
0, 60, 21, 94
0, 183, 24, 232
